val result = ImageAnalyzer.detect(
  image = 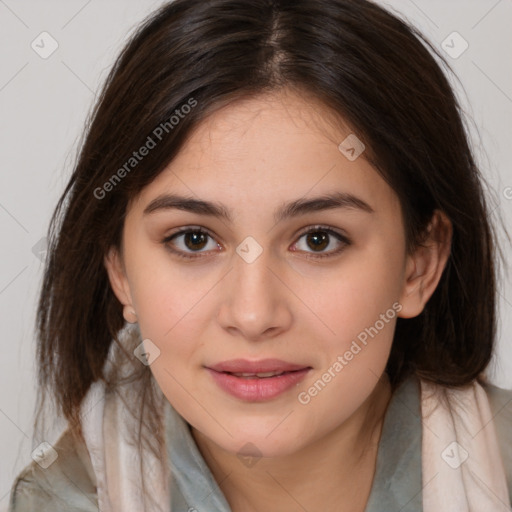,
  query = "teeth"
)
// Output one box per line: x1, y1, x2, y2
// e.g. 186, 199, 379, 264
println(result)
231, 371, 285, 378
